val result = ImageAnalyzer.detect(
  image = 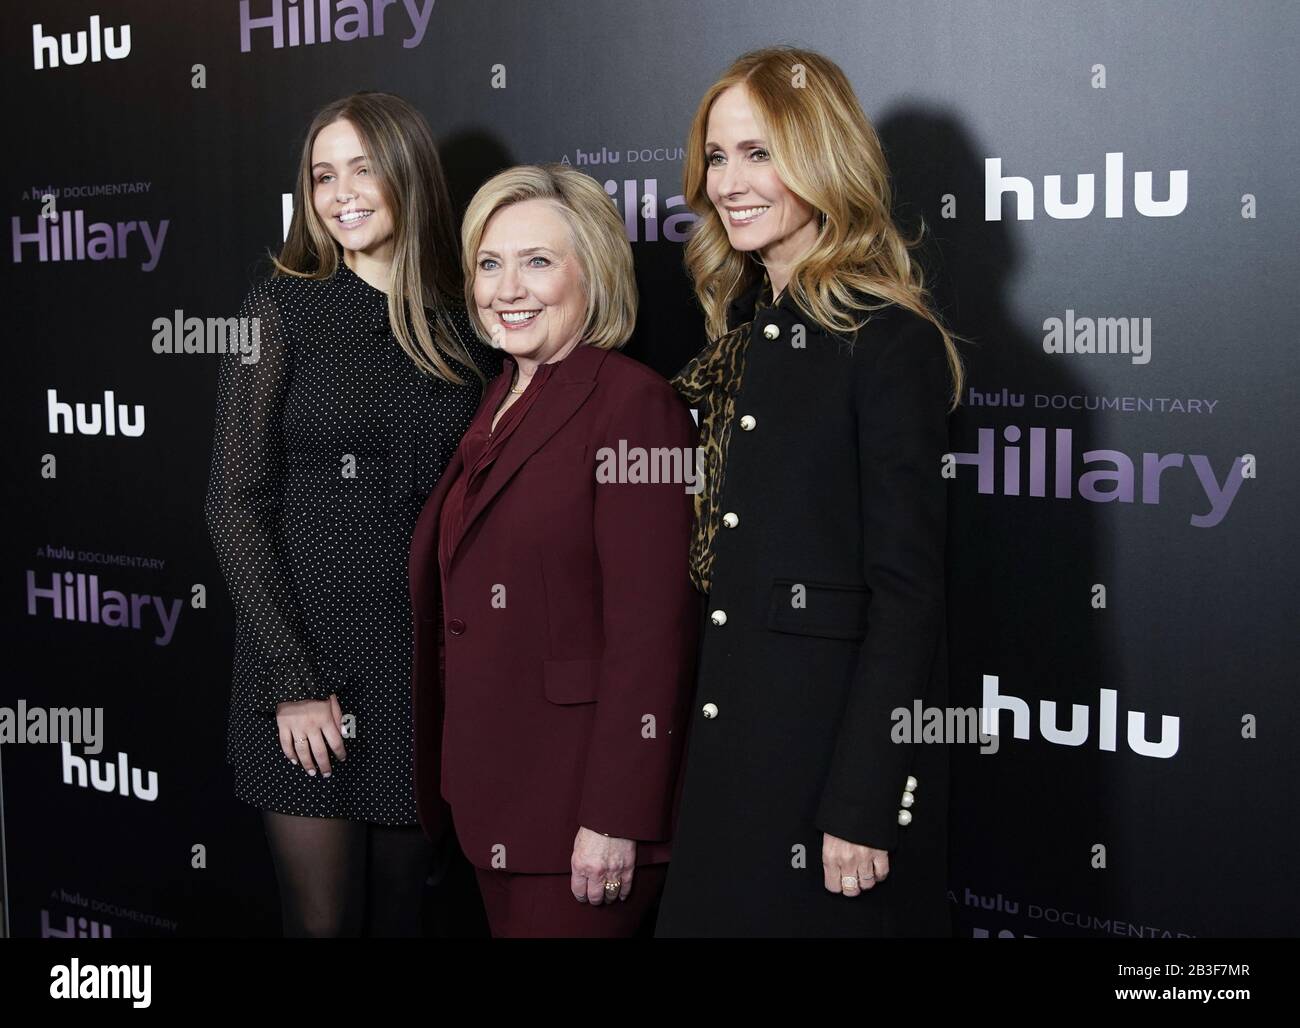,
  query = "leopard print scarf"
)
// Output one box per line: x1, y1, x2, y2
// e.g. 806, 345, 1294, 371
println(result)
670, 277, 772, 594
